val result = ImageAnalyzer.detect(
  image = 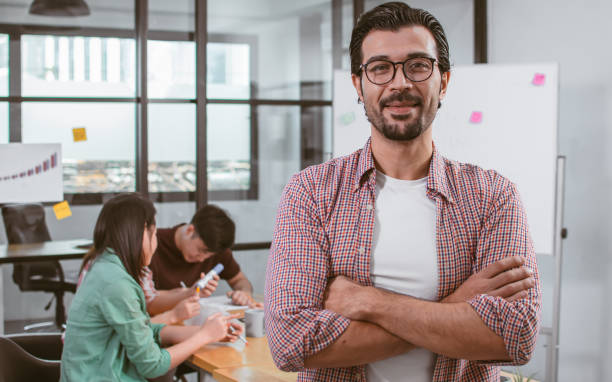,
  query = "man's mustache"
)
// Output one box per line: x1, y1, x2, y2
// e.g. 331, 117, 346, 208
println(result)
379, 92, 423, 109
